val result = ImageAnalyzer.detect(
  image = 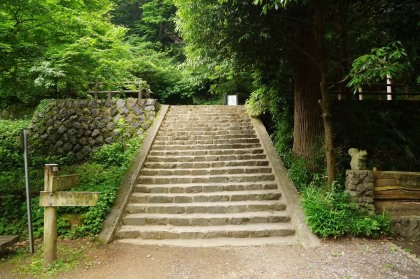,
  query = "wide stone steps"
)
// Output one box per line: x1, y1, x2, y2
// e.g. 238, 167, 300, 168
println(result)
130, 190, 281, 203
126, 201, 287, 214
116, 223, 295, 240
138, 173, 275, 184
144, 159, 269, 169
140, 166, 273, 176
135, 181, 278, 194
148, 148, 264, 157
122, 211, 291, 226
116, 105, 297, 246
